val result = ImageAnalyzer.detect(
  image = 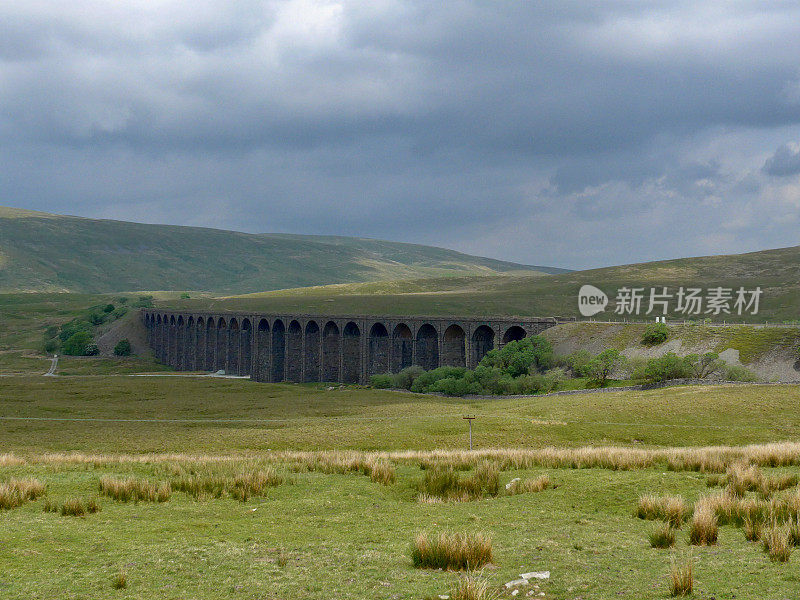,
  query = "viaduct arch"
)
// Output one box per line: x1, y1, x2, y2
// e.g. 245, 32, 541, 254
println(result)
143, 310, 562, 384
